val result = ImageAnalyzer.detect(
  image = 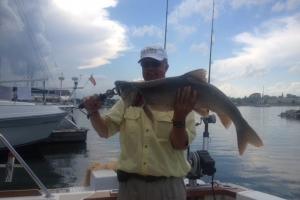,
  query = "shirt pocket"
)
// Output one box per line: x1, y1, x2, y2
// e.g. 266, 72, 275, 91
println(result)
123, 107, 141, 133
154, 111, 173, 140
